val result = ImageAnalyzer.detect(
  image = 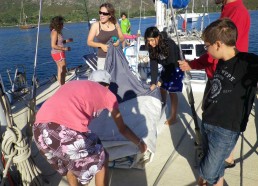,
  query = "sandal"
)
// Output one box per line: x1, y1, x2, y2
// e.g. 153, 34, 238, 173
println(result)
224, 160, 236, 169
